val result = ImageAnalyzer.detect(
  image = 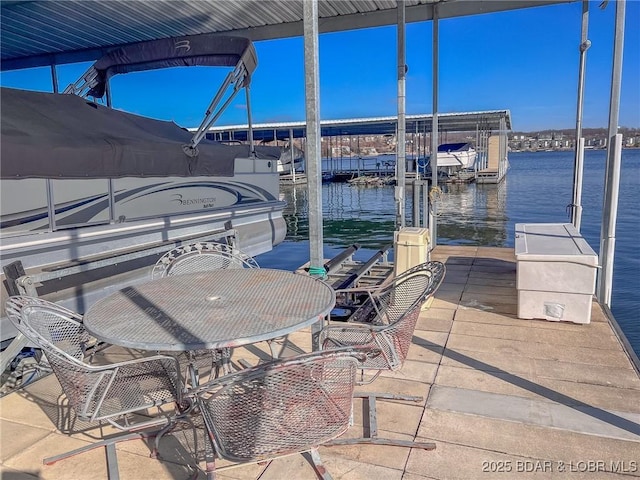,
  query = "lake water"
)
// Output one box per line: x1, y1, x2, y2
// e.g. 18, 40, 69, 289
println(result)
256, 149, 640, 356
